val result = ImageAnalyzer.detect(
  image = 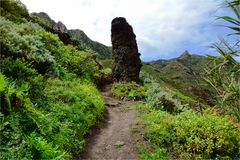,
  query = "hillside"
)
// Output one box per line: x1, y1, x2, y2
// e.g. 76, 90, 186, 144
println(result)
144, 51, 214, 104
68, 29, 112, 59
1, 0, 239, 160
31, 12, 111, 58
0, 0, 108, 159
